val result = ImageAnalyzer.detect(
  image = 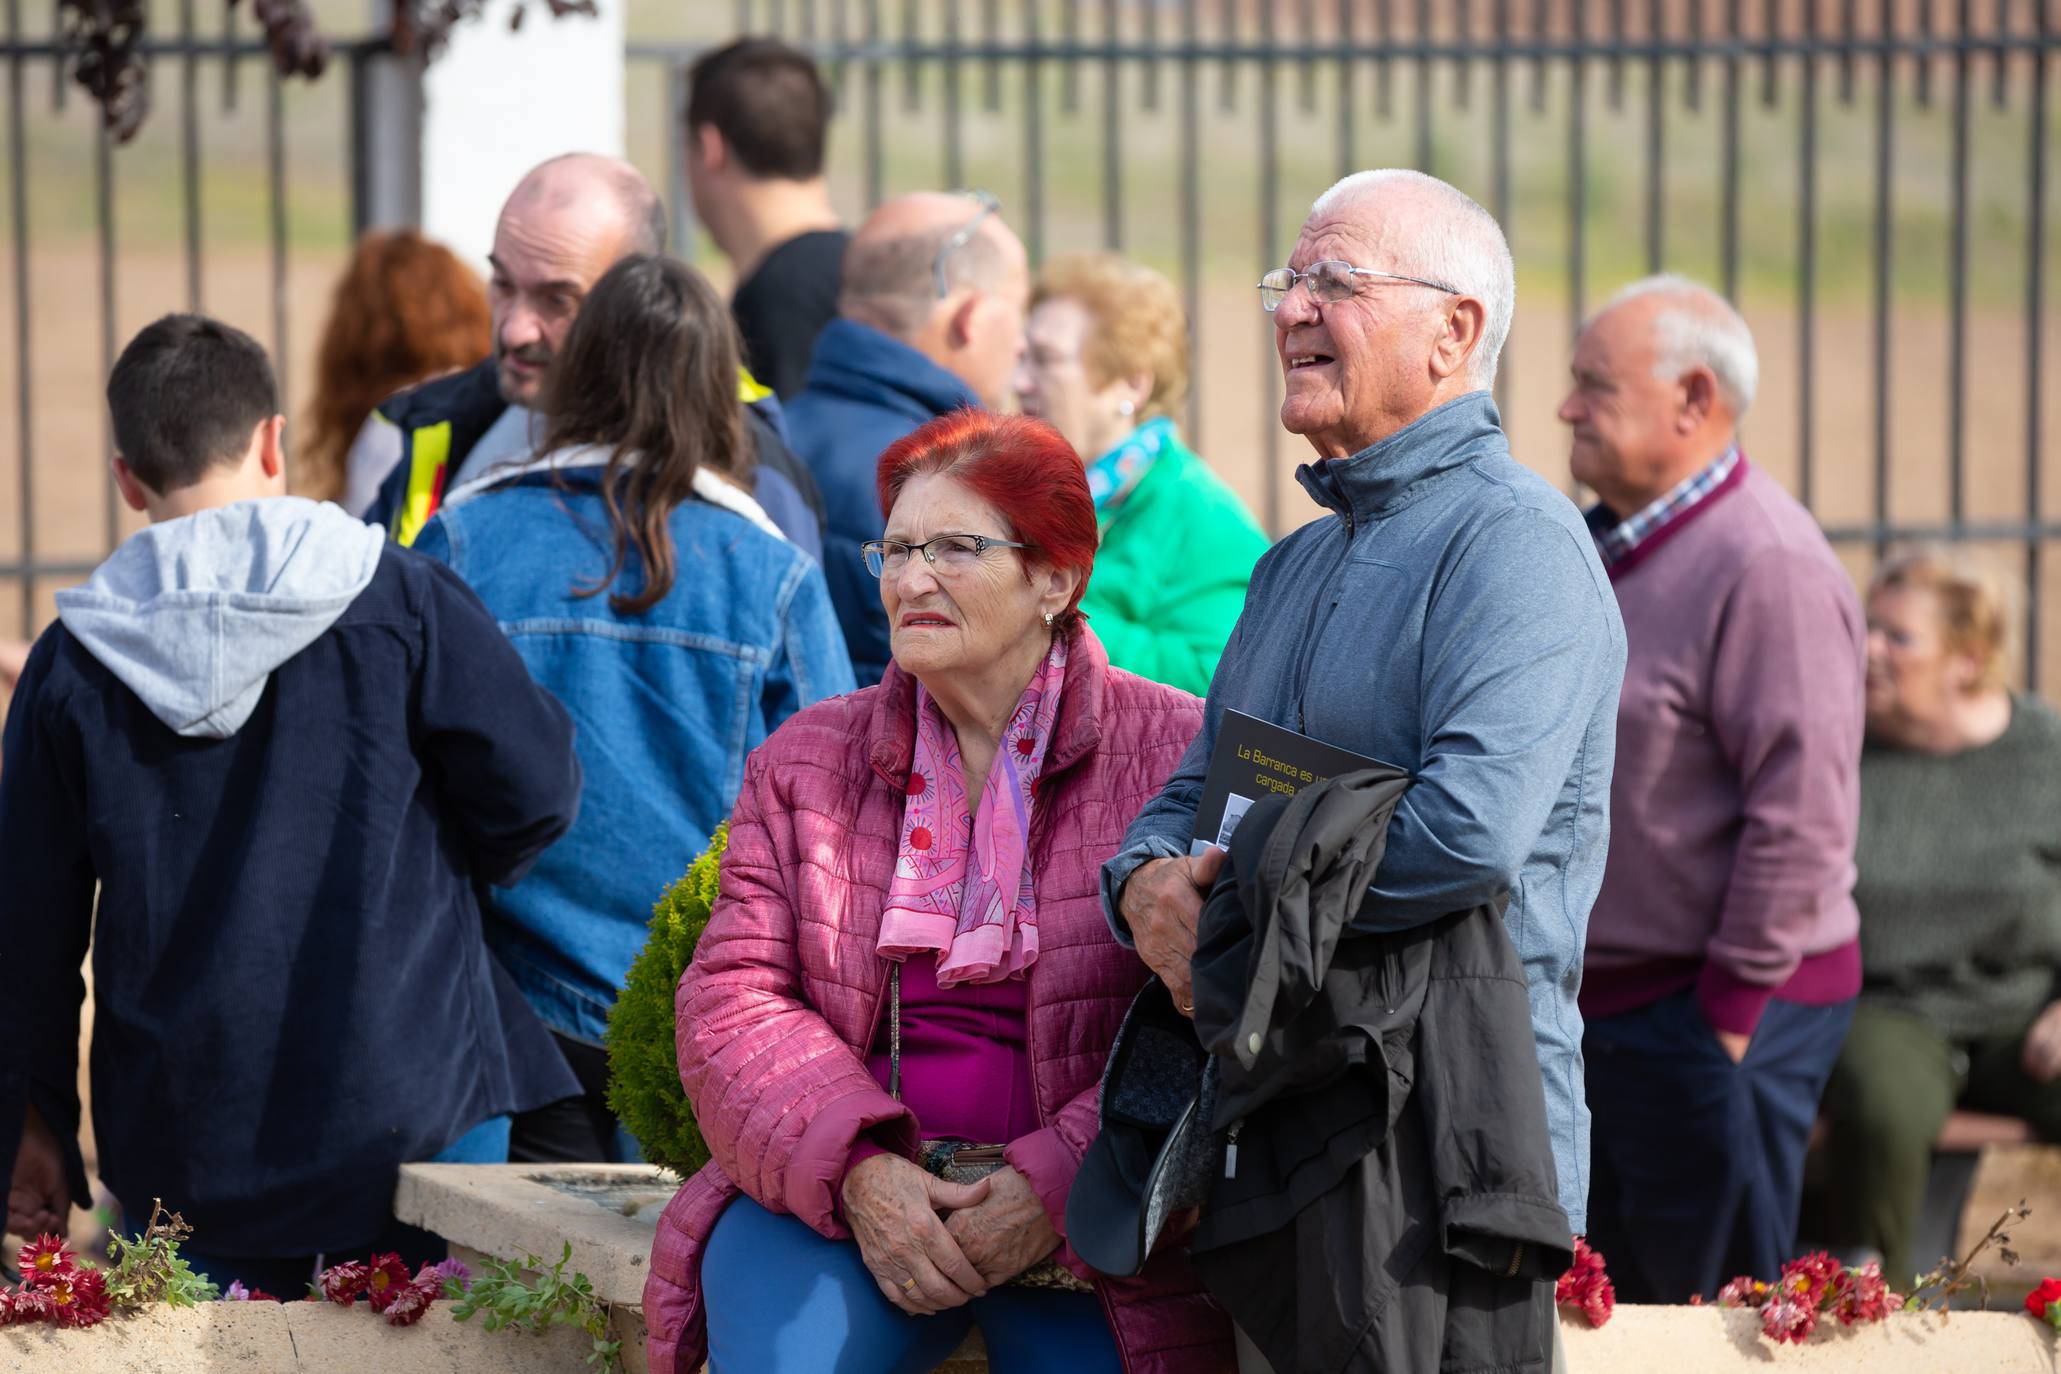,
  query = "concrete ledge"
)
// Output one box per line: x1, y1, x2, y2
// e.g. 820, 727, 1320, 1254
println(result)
1, 1287, 2046, 1372
394, 1161, 665, 1308
397, 1162, 985, 1372
388, 1166, 2055, 1374
0, 1300, 596, 1372
1559, 1306, 2055, 1373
